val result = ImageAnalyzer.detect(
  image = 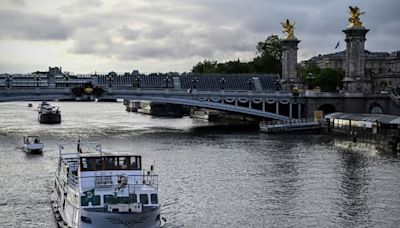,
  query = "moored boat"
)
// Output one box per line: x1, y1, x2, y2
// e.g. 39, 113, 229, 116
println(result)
52, 142, 161, 228
23, 135, 44, 154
